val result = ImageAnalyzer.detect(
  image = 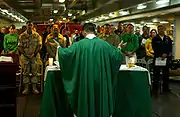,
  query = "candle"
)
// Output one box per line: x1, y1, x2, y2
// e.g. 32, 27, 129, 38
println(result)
49, 58, 53, 66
